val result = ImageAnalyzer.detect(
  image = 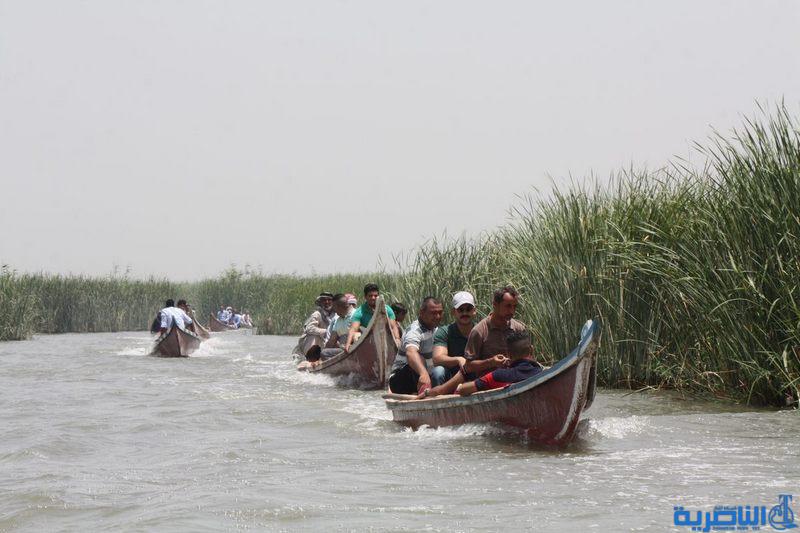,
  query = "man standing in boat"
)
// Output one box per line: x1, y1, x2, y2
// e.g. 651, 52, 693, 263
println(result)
387, 297, 445, 395
293, 292, 335, 361
430, 291, 478, 384
343, 284, 401, 352
463, 285, 527, 375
